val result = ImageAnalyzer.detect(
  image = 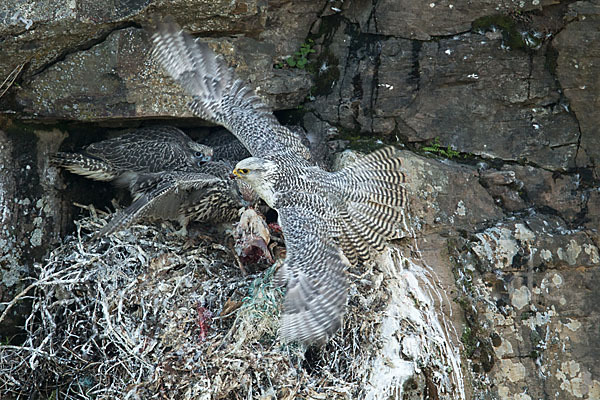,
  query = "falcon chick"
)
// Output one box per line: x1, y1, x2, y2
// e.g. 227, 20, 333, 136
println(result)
53, 126, 248, 235
51, 125, 213, 187
98, 168, 245, 237
202, 128, 251, 162
151, 19, 407, 344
